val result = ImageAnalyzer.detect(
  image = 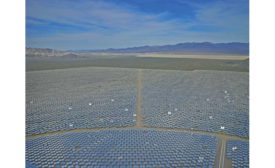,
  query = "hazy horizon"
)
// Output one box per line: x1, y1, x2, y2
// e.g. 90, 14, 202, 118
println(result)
26, 41, 249, 52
